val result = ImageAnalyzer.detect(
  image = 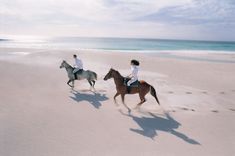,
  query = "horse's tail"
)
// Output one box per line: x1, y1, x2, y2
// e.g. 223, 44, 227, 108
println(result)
150, 85, 160, 105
